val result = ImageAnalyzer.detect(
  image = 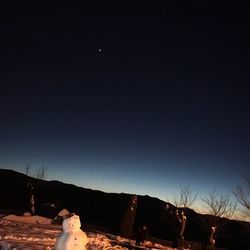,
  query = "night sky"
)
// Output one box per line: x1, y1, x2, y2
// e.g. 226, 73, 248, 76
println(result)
0, 2, 249, 207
